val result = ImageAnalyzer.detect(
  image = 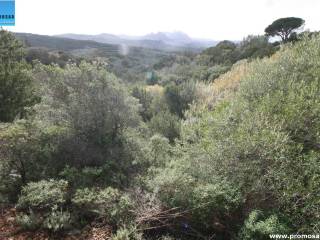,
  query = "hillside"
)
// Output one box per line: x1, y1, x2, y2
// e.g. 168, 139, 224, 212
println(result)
14, 32, 175, 82
1, 21, 320, 239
